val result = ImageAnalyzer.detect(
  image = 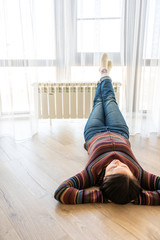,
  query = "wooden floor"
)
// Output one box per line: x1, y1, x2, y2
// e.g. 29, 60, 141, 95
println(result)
0, 119, 160, 240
